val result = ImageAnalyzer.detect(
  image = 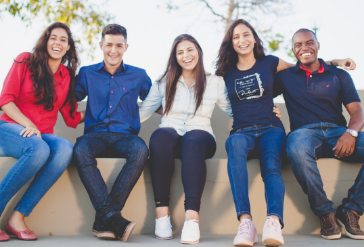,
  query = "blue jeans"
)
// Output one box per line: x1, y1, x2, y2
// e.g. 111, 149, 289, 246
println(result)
0, 120, 73, 217
73, 131, 148, 222
287, 122, 364, 216
226, 125, 286, 224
